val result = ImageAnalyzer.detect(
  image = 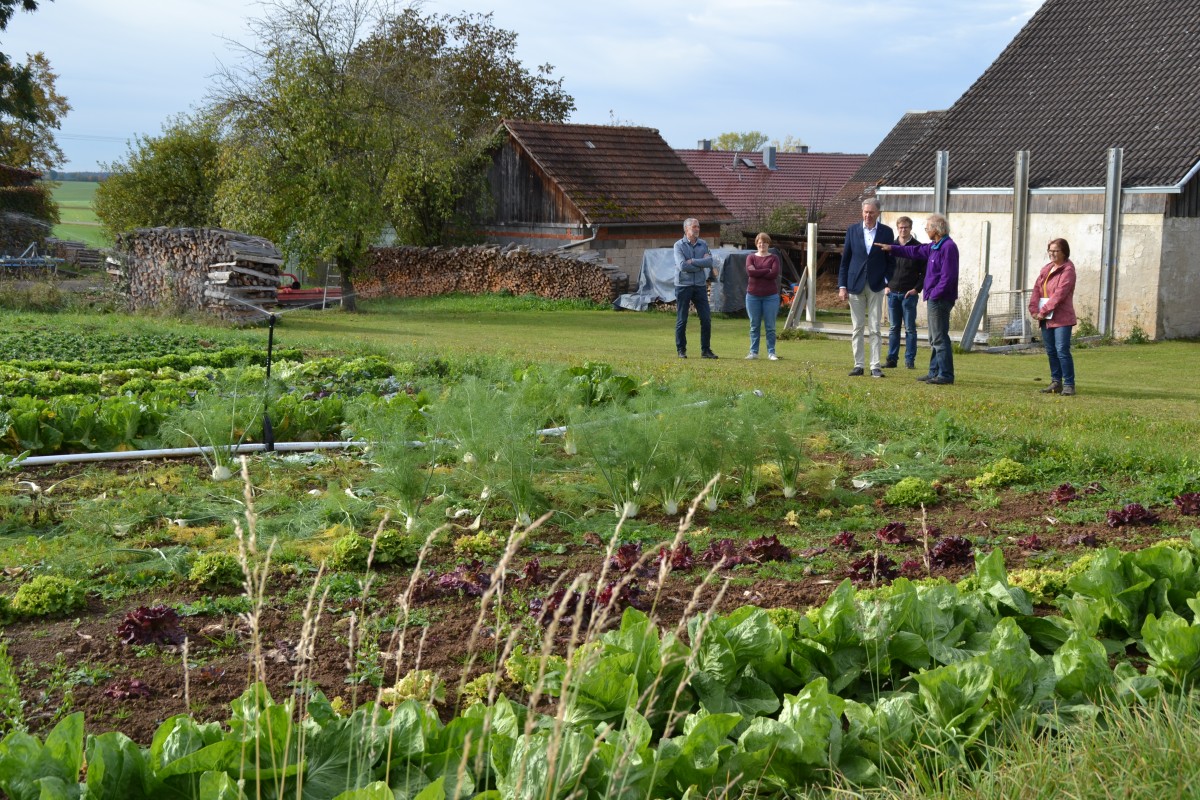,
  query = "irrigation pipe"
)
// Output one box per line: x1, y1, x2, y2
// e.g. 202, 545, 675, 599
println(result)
18, 441, 370, 467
